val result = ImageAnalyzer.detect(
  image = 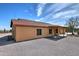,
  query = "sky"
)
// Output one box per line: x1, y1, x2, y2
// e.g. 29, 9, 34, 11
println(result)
0, 3, 79, 30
